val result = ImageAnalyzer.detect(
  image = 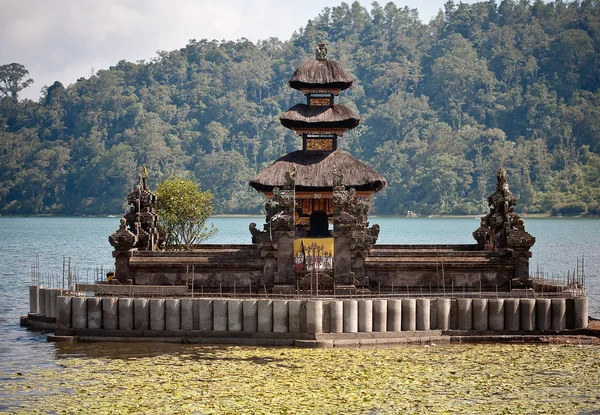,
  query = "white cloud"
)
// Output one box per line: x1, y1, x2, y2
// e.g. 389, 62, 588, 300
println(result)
0, 0, 475, 101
